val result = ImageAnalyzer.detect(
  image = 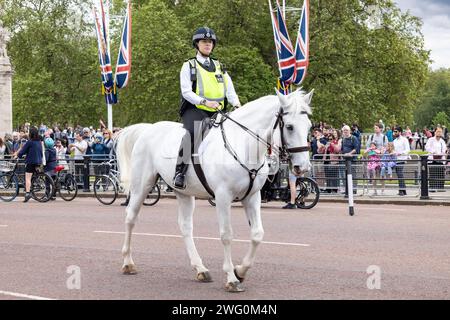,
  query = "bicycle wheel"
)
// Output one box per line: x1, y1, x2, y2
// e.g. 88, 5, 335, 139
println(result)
295, 177, 320, 209
94, 175, 117, 205
58, 174, 78, 201
0, 173, 19, 202
143, 184, 160, 206
31, 173, 55, 203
